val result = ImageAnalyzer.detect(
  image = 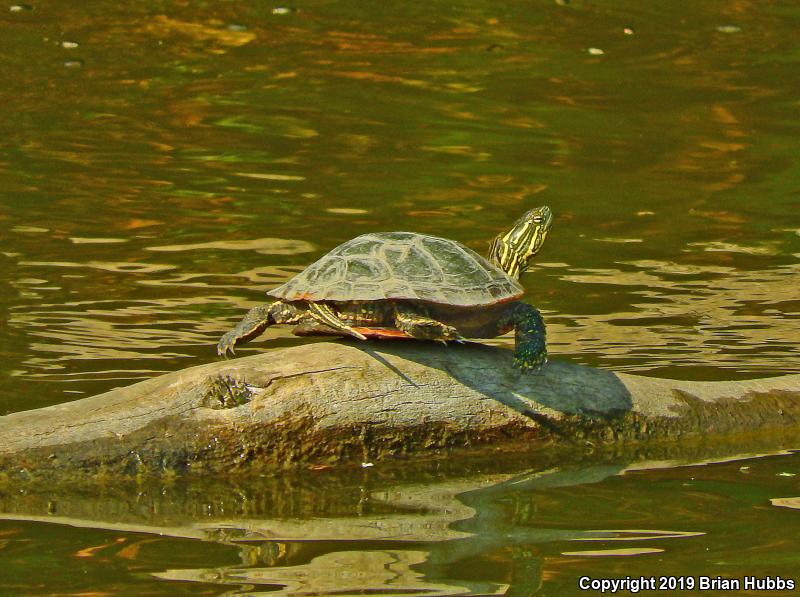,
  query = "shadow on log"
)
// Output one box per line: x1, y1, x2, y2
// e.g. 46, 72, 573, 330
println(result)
1, 340, 799, 479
